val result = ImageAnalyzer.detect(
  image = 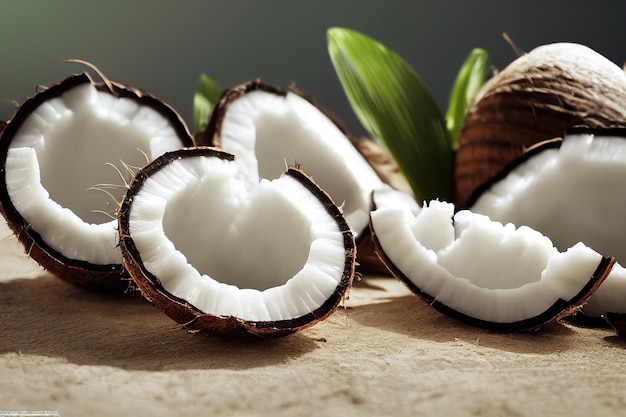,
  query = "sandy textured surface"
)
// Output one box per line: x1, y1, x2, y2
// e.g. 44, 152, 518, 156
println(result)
2, 221, 626, 417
